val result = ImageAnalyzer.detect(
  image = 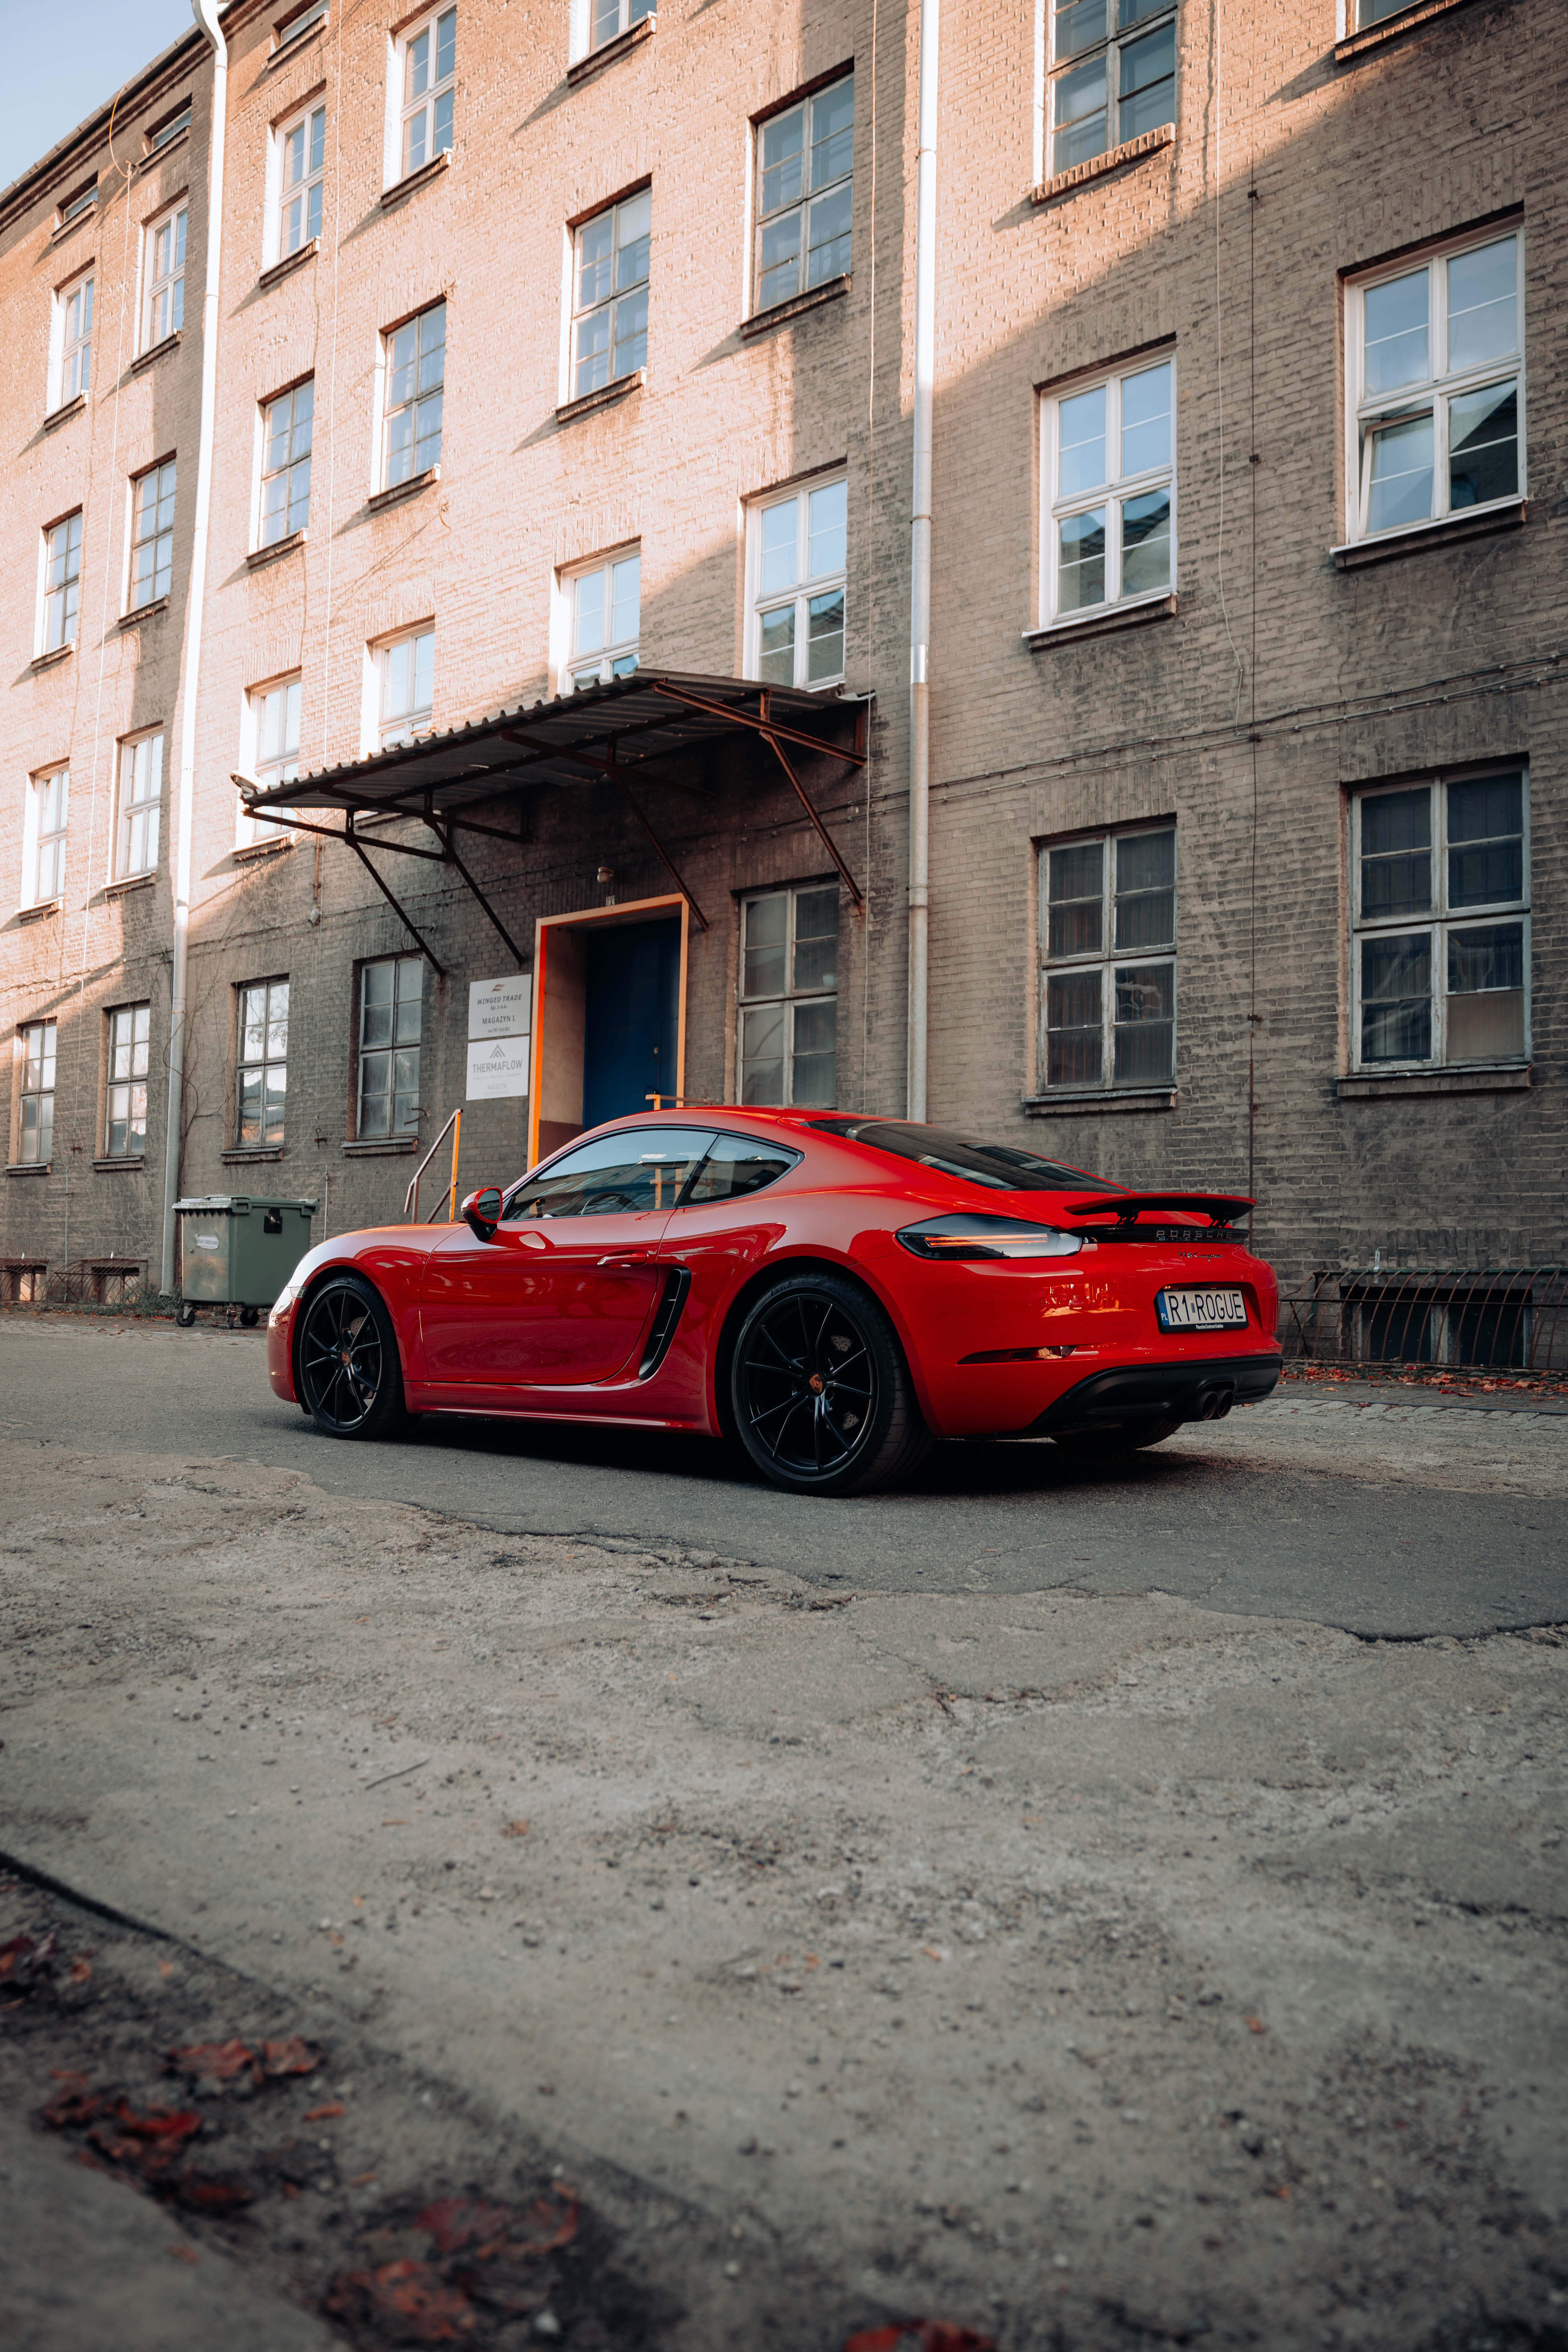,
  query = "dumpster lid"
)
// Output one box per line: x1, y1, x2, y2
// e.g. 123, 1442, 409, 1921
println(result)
174, 1196, 319, 1213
